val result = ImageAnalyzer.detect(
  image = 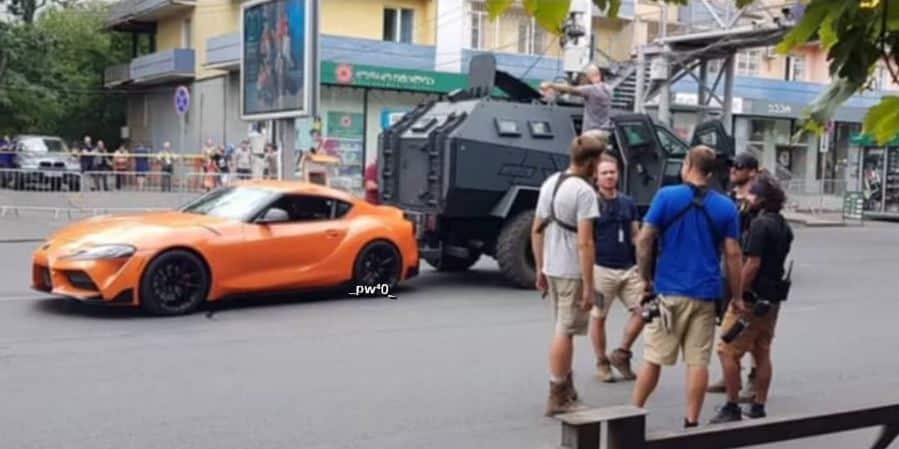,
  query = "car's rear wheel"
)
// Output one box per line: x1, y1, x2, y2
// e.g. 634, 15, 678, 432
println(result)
139, 249, 210, 316
352, 241, 402, 290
